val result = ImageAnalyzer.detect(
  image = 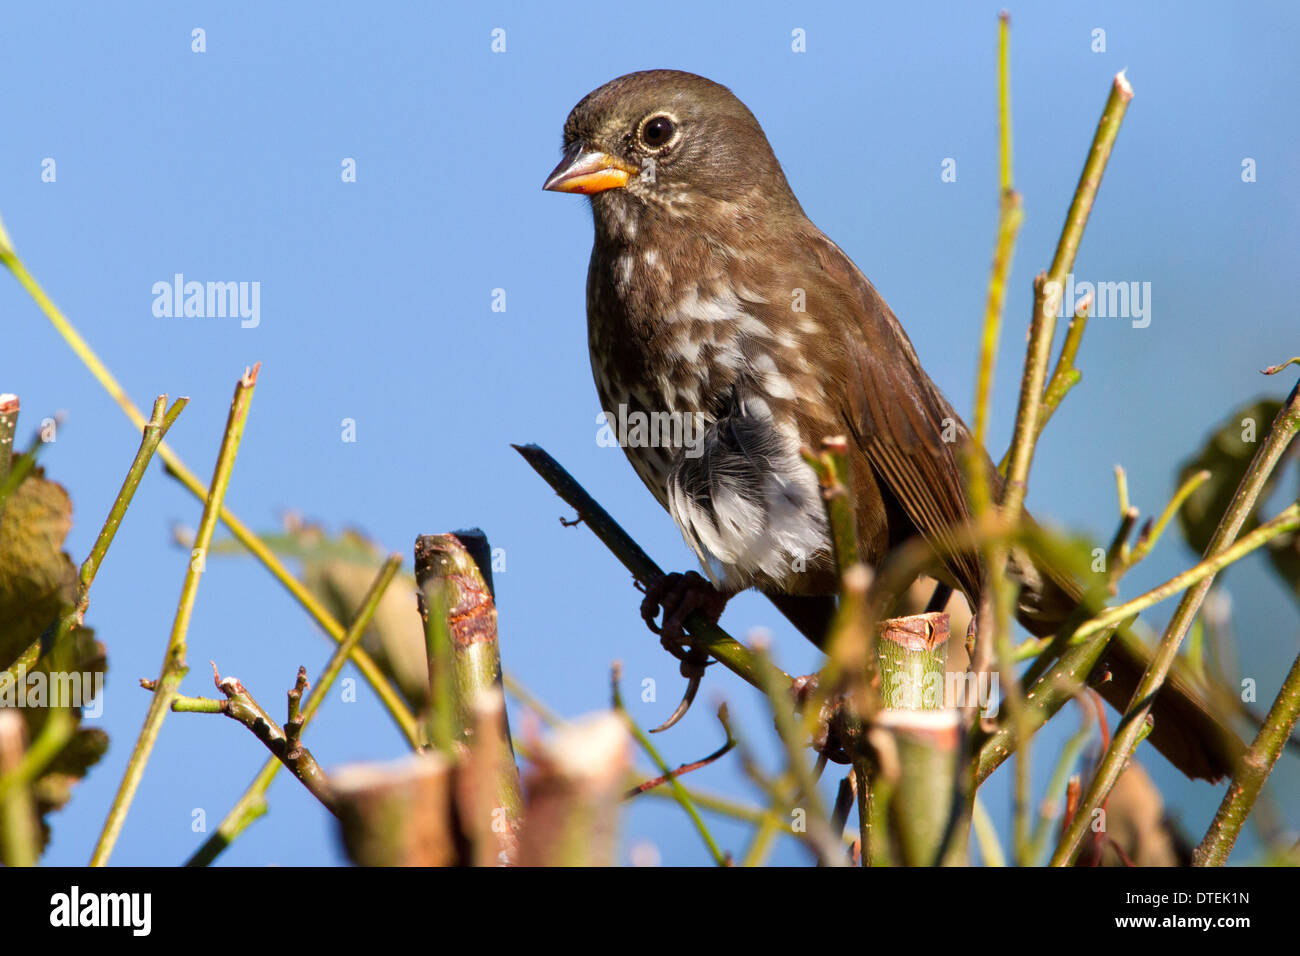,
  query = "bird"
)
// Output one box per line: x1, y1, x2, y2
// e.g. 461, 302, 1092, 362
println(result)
542, 69, 1239, 780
